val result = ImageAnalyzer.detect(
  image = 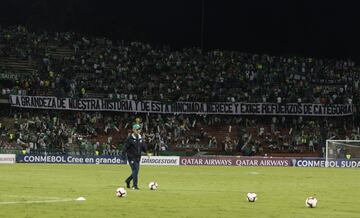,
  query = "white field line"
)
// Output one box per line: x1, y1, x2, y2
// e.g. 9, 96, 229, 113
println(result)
2, 195, 61, 200
248, 171, 259, 175
0, 198, 74, 205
